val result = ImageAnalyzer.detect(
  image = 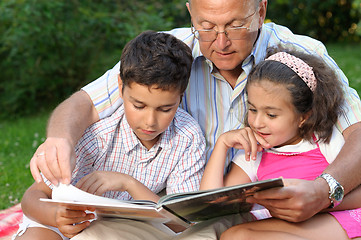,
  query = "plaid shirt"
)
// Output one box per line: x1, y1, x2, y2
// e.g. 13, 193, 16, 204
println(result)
82, 22, 361, 167
45, 106, 206, 201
